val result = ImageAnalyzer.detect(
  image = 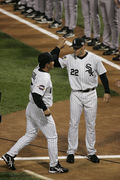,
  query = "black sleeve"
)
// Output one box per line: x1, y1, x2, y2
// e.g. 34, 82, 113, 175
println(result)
50, 47, 61, 67
99, 73, 110, 94
32, 93, 47, 111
